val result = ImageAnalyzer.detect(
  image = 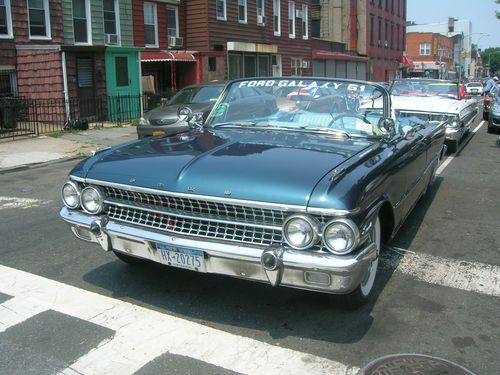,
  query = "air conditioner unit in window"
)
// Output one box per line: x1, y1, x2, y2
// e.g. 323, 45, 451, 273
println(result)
257, 15, 266, 25
168, 36, 183, 48
296, 9, 302, 18
301, 60, 309, 69
105, 34, 119, 45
